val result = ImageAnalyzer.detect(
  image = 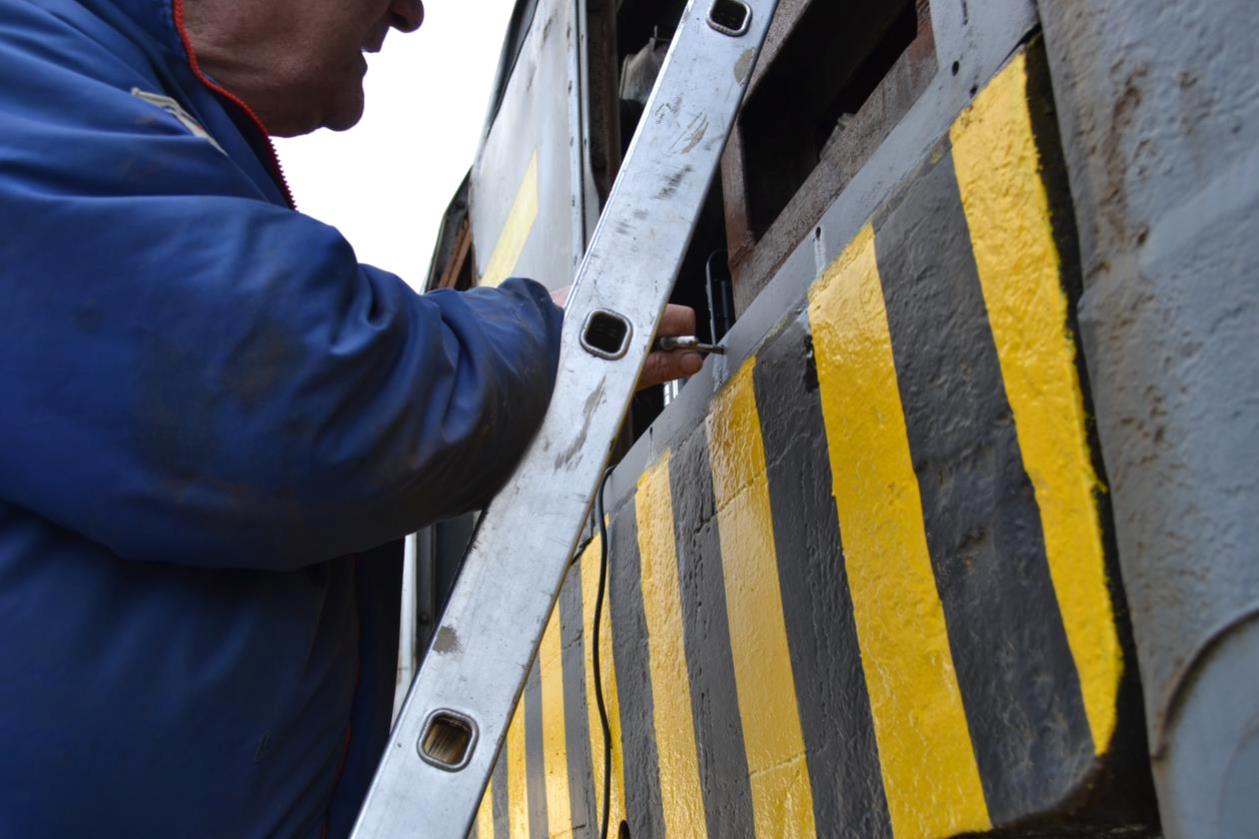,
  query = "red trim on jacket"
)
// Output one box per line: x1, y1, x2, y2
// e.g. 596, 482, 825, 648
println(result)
170, 0, 296, 209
